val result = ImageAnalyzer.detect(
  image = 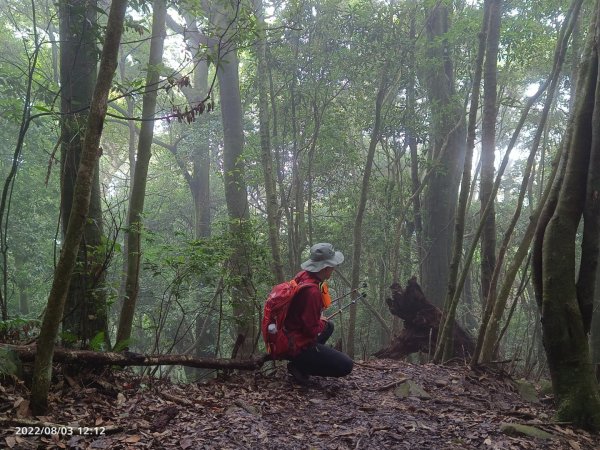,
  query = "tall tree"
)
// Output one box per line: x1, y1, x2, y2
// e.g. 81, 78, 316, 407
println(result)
347, 71, 389, 358
421, 3, 467, 307
59, 0, 107, 346
116, 0, 168, 348
31, 0, 128, 414
476, 0, 583, 363
407, 11, 423, 272
179, 14, 214, 359
254, 0, 284, 283
434, 0, 489, 362
165, 11, 212, 243
479, 0, 501, 307
210, 0, 257, 357
0, 0, 46, 320
532, 3, 600, 429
